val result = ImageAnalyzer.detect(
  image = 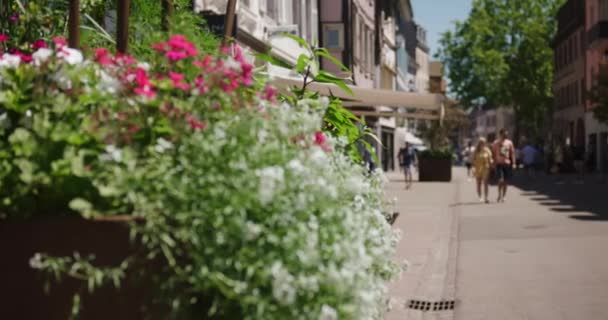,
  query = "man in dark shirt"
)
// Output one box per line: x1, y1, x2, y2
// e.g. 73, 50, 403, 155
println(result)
398, 142, 417, 190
